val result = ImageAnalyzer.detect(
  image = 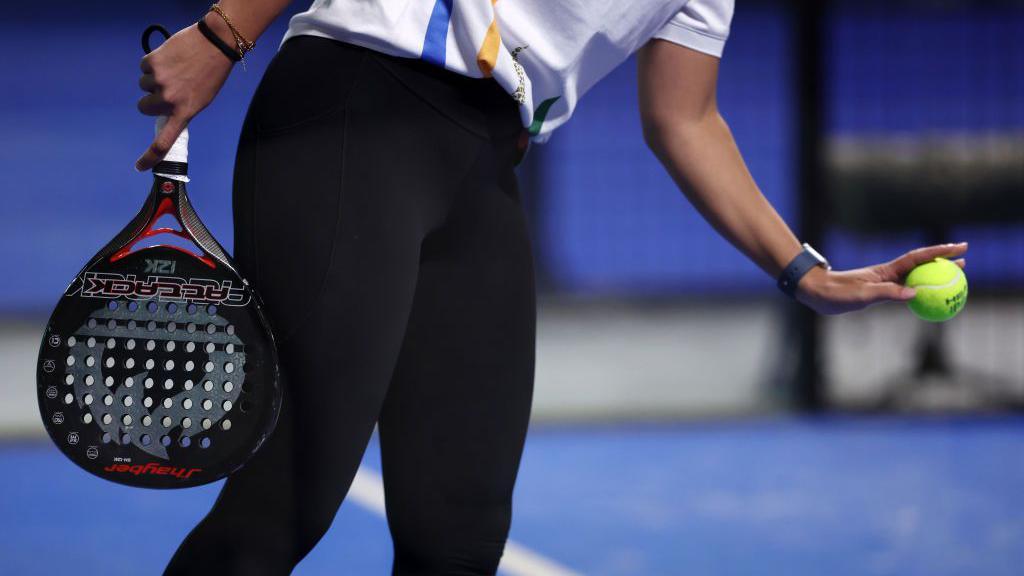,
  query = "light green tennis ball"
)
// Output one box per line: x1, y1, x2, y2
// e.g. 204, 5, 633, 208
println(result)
904, 257, 968, 322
